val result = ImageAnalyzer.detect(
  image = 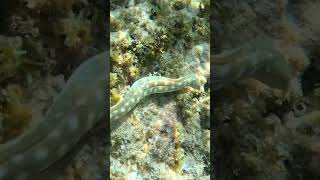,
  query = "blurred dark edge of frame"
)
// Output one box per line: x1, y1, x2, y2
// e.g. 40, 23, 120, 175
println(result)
106, 0, 111, 179
210, 1, 215, 180
0, 0, 110, 179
